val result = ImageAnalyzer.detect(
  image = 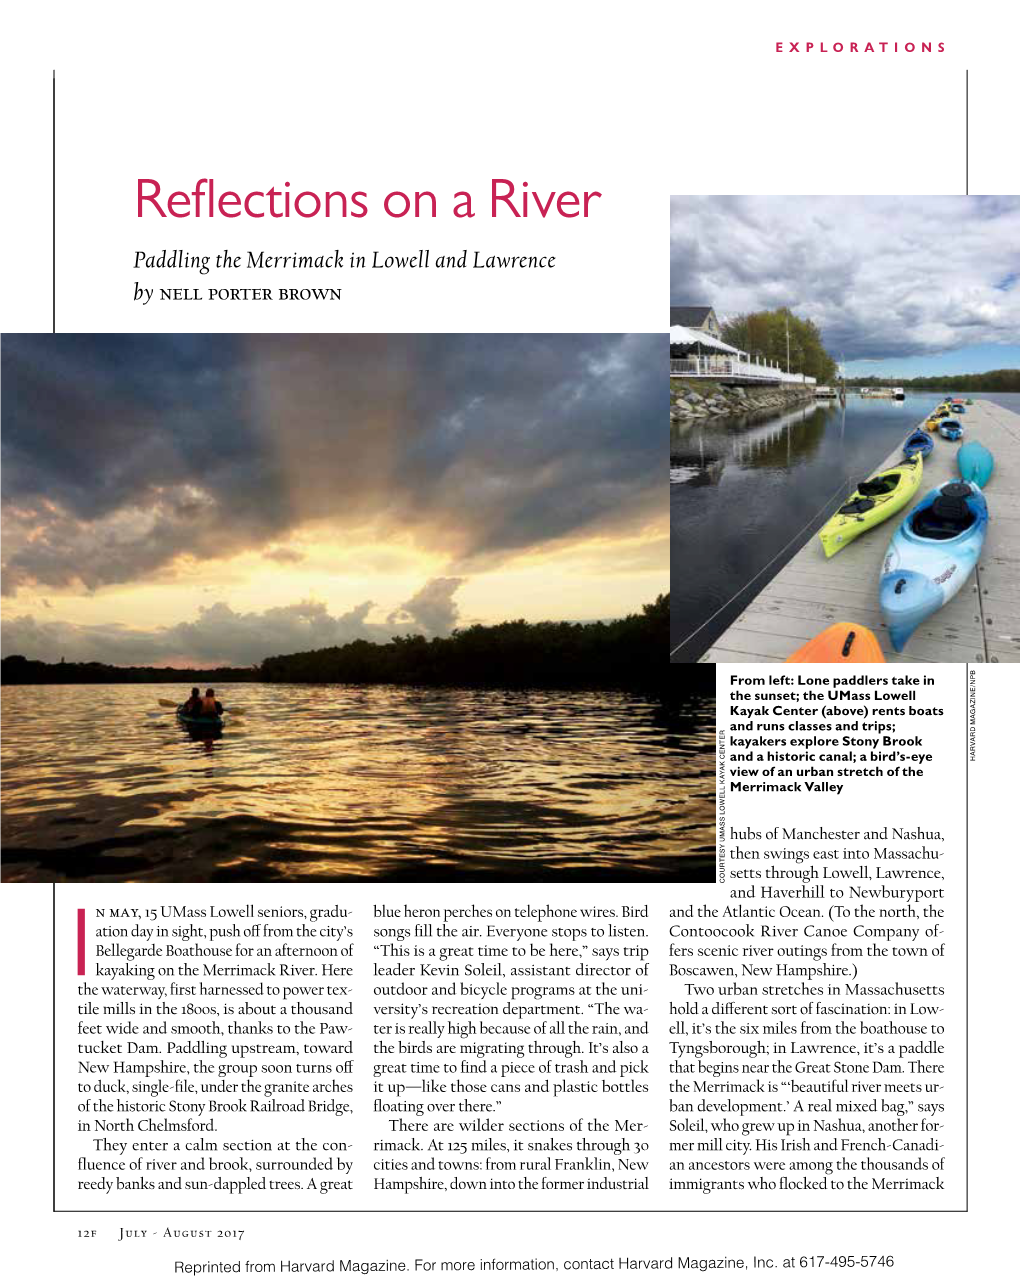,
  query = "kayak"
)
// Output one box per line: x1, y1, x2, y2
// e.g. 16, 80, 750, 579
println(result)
938, 420, 964, 441
902, 429, 933, 459
786, 624, 885, 663
958, 440, 994, 488
950, 404, 966, 414
879, 480, 989, 652
817, 456, 923, 557
177, 707, 223, 729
